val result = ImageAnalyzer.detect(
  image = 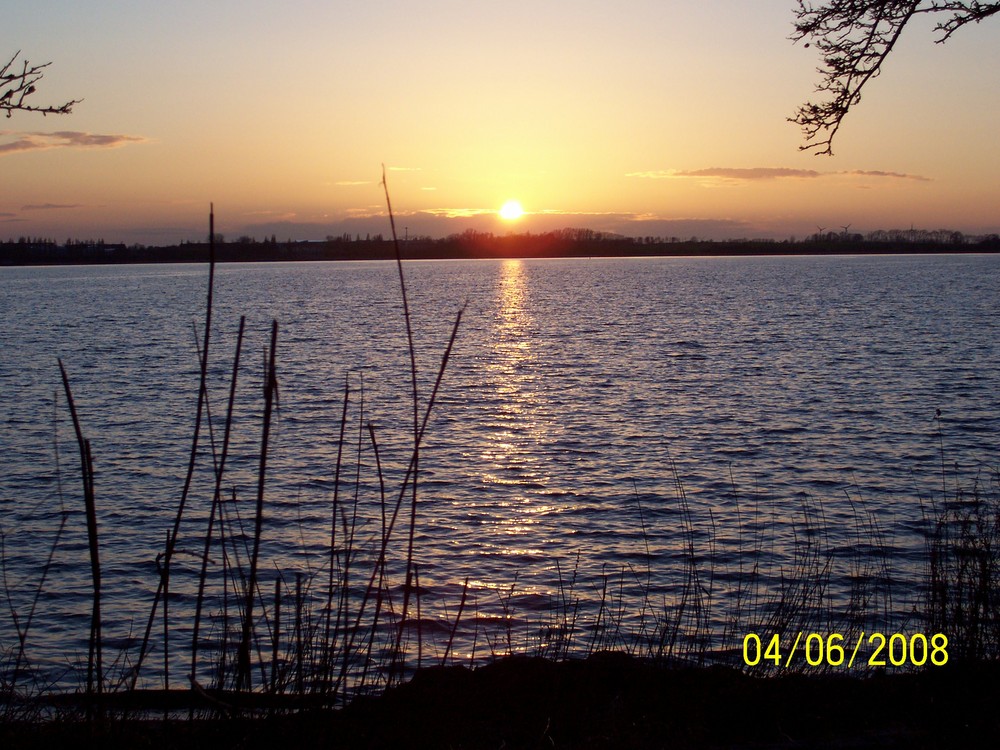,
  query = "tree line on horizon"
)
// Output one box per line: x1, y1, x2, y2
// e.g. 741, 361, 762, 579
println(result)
2, 226, 999, 266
